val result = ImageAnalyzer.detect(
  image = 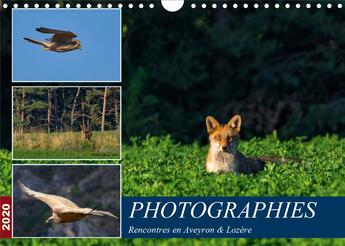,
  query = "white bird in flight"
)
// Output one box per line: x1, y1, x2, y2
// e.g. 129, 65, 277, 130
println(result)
17, 180, 118, 224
